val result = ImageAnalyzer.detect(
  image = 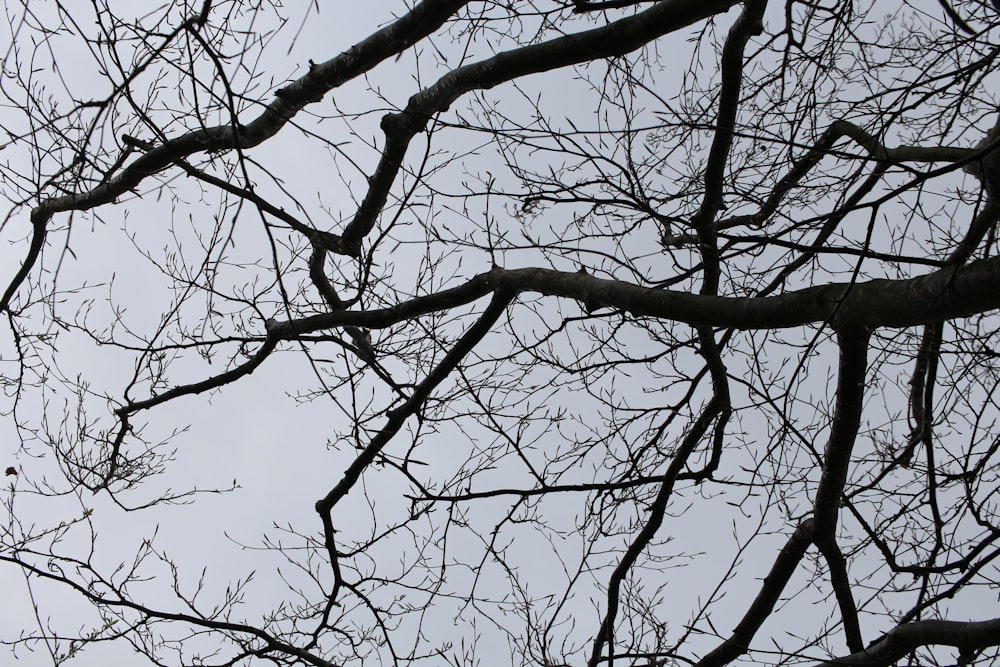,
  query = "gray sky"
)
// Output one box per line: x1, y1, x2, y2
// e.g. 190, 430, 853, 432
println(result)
2, 1, 999, 666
